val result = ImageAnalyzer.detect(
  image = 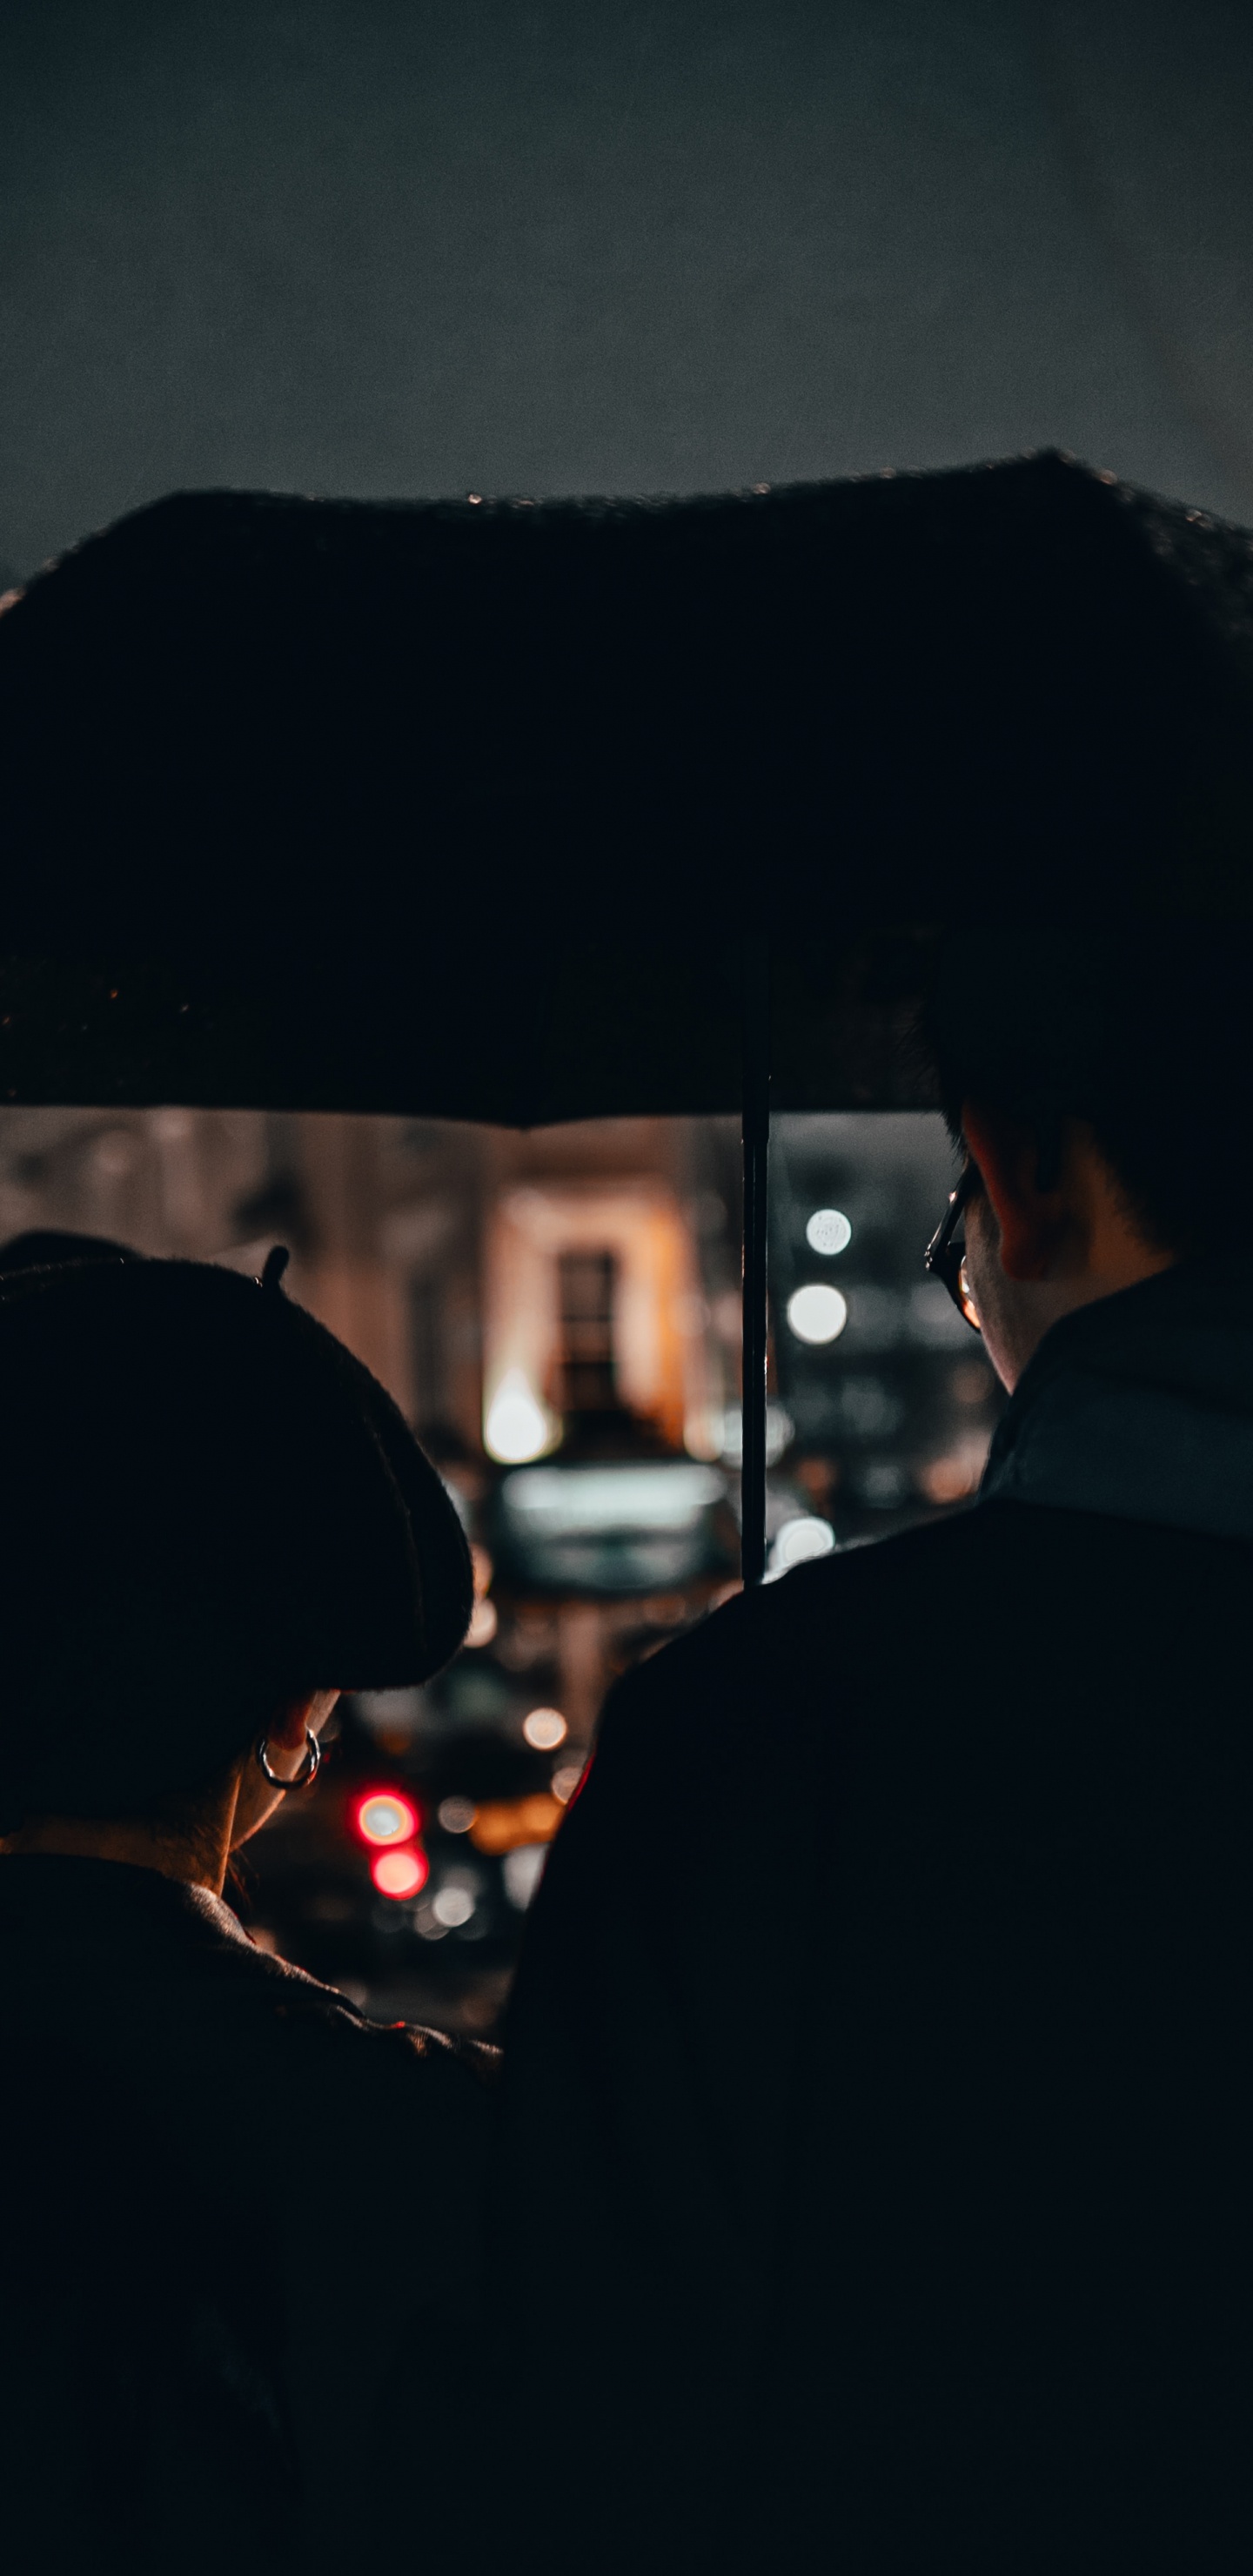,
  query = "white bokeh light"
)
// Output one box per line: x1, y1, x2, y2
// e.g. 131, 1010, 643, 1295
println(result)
767, 1514, 837, 1580
806, 1207, 852, 1256
523, 1706, 568, 1751
465, 1595, 499, 1647
503, 1844, 547, 1909
484, 1367, 553, 1463
432, 1881, 477, 1929
787, 1283, 848, 1345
